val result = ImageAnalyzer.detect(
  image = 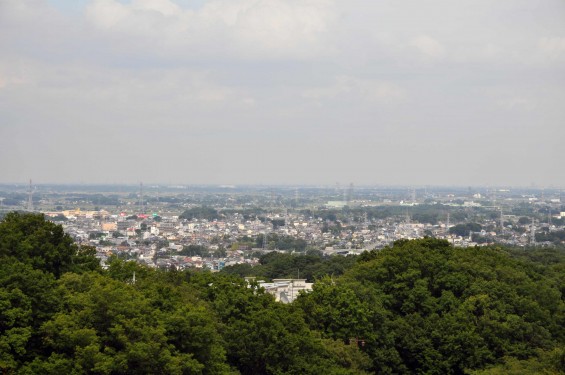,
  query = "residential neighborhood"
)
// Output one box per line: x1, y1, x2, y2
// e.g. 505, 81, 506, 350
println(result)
2, 184, 561, 274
